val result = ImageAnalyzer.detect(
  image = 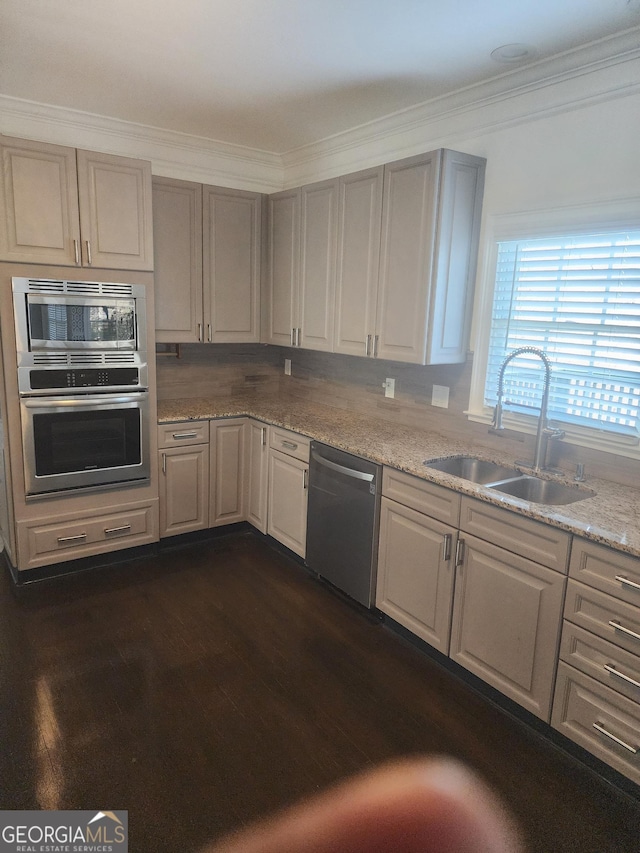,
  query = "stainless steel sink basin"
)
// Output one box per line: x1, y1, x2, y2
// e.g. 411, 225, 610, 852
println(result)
489, 475, 596, 505
424, 456, 521, 484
